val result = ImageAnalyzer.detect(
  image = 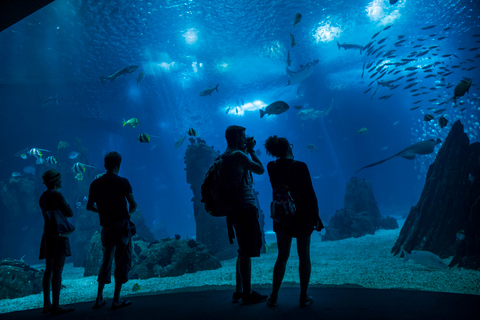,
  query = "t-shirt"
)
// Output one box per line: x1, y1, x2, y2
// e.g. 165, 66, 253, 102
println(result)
88, 173, 132, 226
